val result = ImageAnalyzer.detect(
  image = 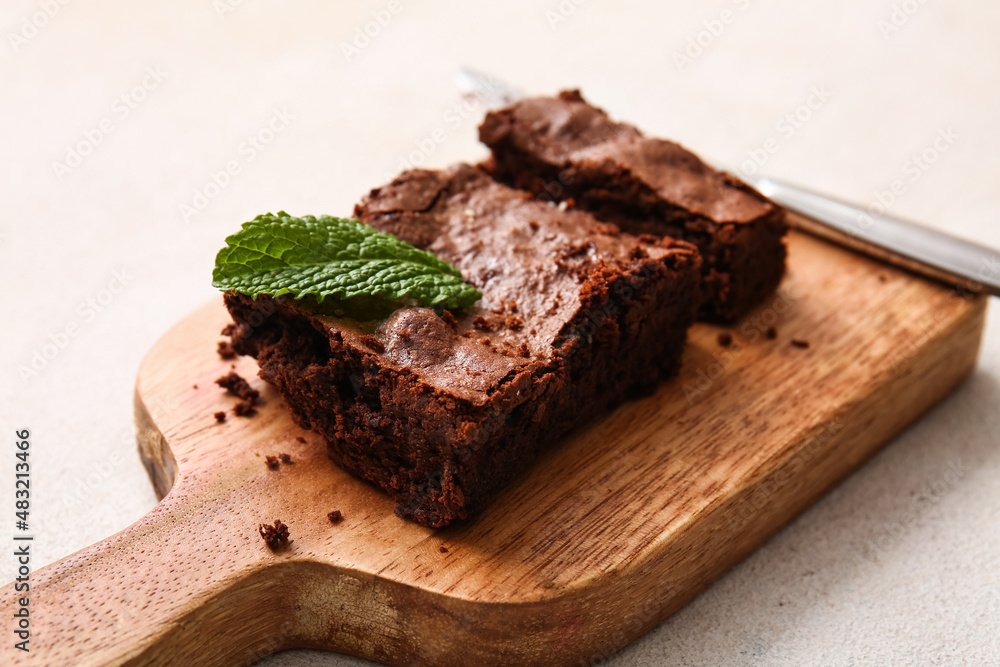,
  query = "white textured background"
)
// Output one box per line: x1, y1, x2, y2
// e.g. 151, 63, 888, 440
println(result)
1, 1, 998, 665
